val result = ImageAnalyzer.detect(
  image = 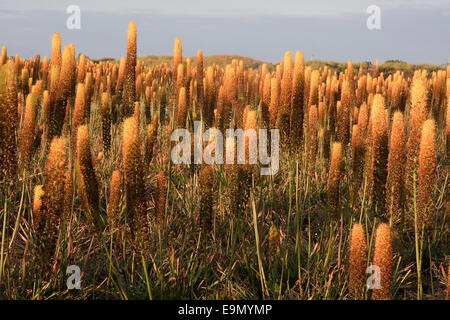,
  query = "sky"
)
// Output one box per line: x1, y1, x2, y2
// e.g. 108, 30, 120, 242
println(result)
0, 0, 449, 64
